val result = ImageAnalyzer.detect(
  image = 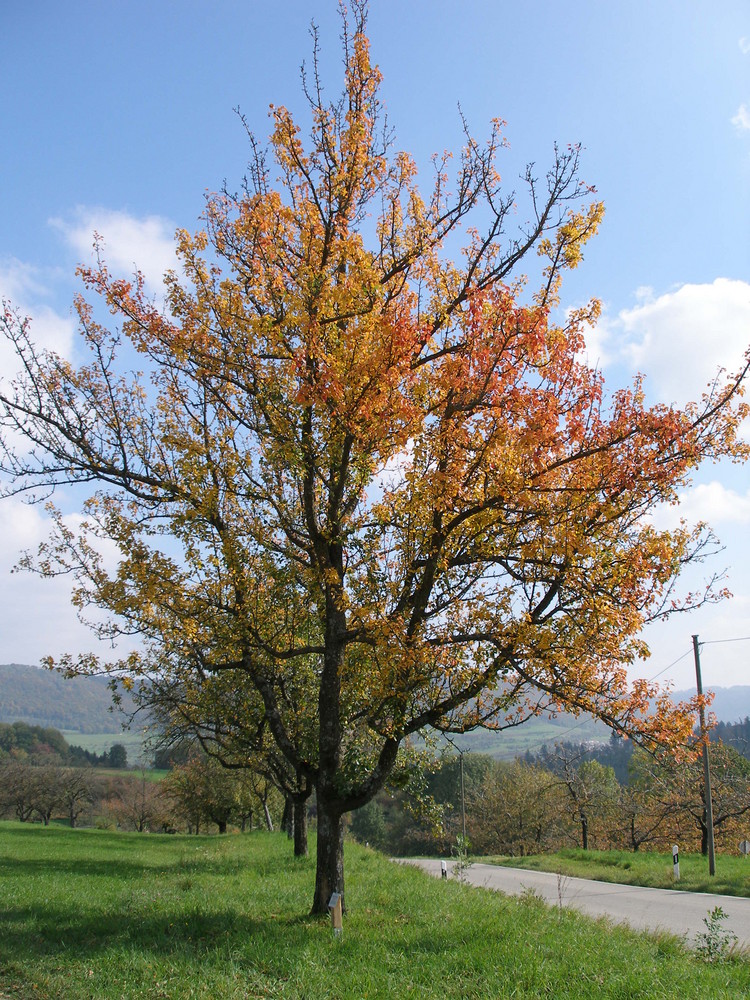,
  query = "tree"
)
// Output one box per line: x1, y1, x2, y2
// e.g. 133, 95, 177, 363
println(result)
105, 743, 128, 769
632, 742, 750, 855
59, 767, 96, 828
616, 766, 676, 853
162, 754, 277, 834
140, 665, 313, 853
1, 2, 748, 913
109, 771, 167, 832
0, 760, 38, 822
466, 759, 564, 856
